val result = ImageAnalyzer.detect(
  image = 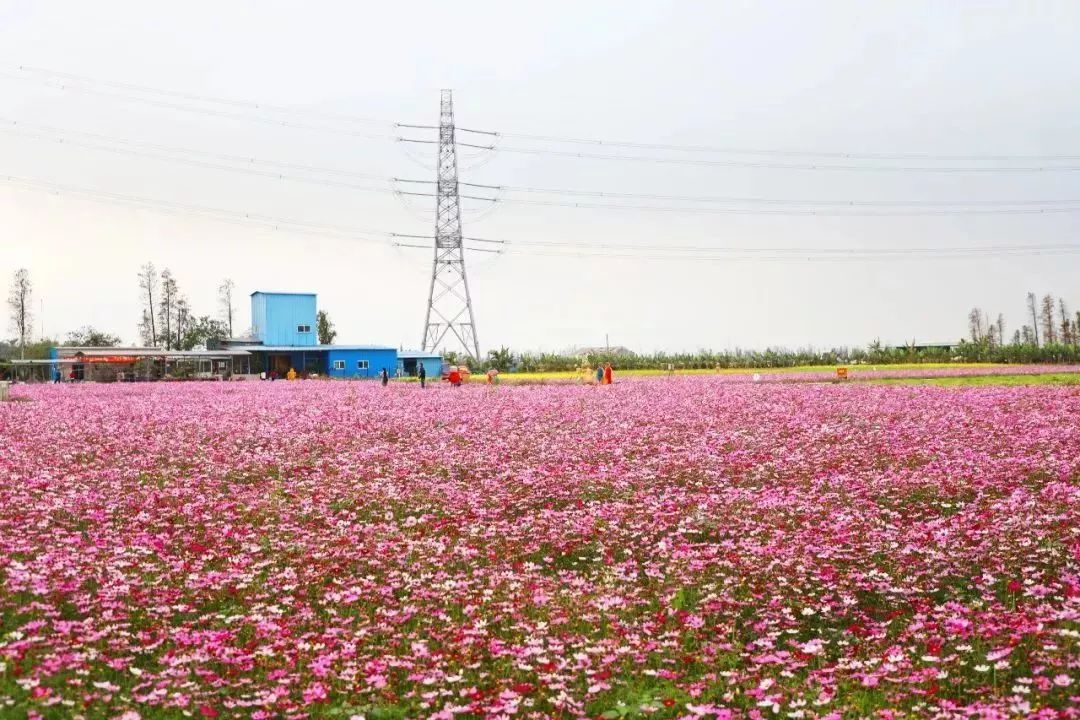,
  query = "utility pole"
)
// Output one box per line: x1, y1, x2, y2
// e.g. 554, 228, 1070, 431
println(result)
421, 90, 481, 362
